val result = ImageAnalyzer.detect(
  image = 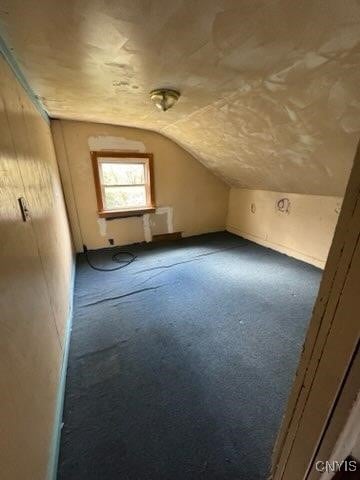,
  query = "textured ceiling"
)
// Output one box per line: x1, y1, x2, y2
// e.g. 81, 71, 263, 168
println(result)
1, 0, 360, 195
